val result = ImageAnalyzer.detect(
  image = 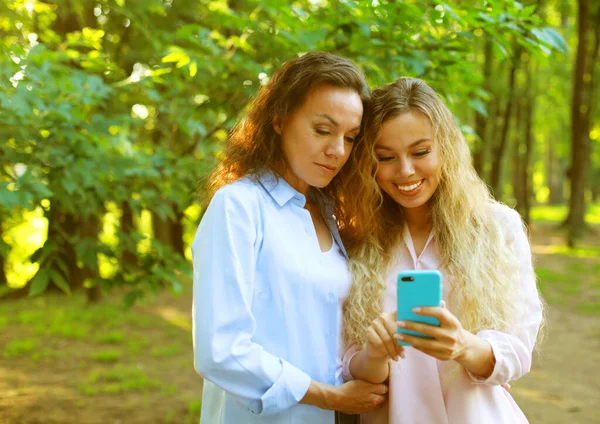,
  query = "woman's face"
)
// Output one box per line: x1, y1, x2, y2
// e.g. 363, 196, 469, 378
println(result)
374, 111, 441, 212
276, 83, 363, 194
